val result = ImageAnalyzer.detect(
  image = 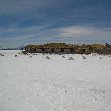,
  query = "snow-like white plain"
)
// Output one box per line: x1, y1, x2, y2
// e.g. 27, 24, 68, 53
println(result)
0, 50, 111, 111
